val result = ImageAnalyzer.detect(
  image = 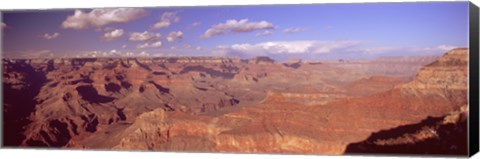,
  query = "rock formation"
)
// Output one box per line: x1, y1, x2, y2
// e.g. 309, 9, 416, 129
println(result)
2, 49, 468, 156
